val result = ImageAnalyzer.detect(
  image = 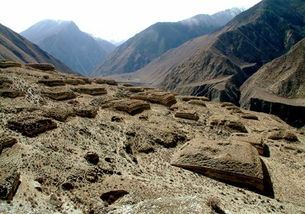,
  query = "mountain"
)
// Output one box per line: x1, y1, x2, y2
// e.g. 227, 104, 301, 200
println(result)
0, 23, 74, 74
21, 20, 115, 76
128, 0, 305, 106
240, 38, 305, 128
92, 8, 243, 77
